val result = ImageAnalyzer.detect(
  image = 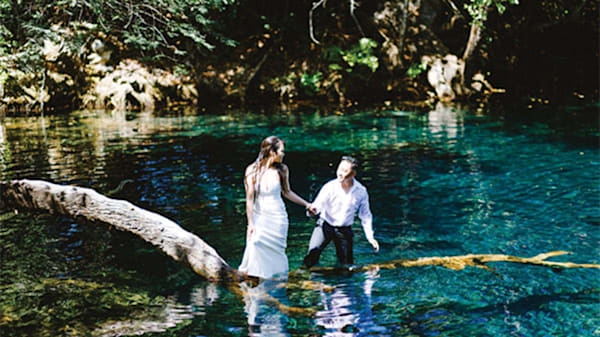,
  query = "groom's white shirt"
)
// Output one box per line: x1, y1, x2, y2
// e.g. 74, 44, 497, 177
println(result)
311, 178, 374, 241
